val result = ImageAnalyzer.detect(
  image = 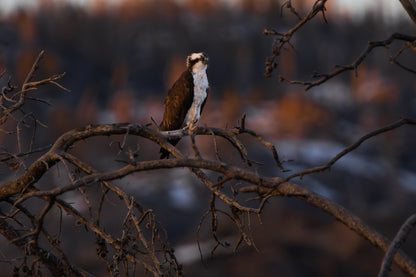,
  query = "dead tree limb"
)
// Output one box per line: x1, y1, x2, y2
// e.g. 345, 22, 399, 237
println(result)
0, 216, 94, 277
280, 117, 416, 183
264, 0, 328, 78
2, 43, 416, 275
379, 213, 416, 277
265, 0, 416, 89
240, 182, 416, 277
399, 0, 416, 28
2, 119, 416, 276
279, 33, 416, 90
